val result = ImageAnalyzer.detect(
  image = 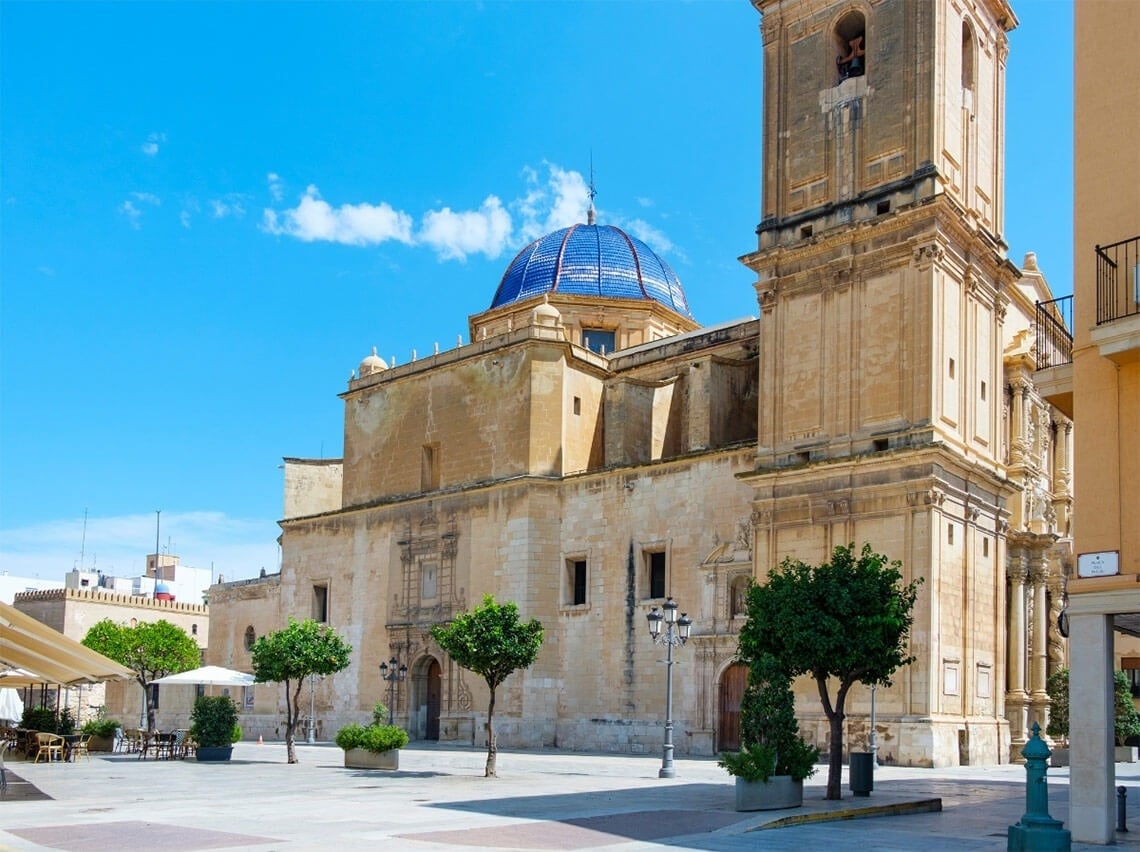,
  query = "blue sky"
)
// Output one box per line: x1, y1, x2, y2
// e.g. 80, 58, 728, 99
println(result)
0, 1, 1073, 584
